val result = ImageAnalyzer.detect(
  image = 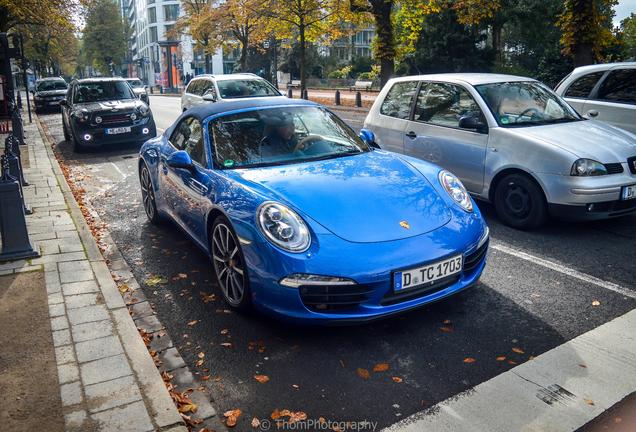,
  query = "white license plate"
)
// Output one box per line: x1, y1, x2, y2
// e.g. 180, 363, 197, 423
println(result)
621, 184, 636, 200
105, 127, 131, 135
394, 255, 462, 291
